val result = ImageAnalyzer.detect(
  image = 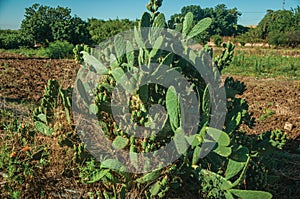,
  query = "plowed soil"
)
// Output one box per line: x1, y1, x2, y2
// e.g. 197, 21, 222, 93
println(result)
232, 75, 300, 139
0, 53, 79, 101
